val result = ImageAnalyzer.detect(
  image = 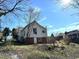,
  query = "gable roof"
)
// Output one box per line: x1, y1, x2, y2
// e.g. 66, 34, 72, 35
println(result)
65, 30, 79, 35
22, 20, 47, 32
